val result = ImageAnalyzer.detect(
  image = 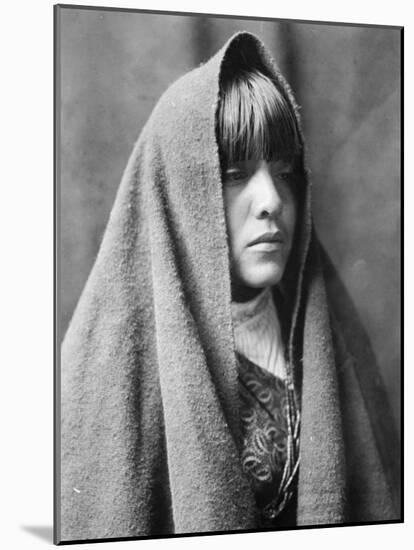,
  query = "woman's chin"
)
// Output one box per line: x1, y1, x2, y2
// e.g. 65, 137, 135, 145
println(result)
237, 263, 285, 289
